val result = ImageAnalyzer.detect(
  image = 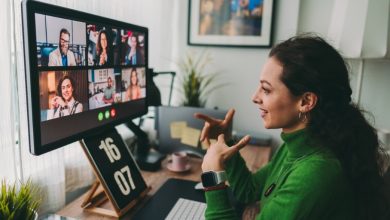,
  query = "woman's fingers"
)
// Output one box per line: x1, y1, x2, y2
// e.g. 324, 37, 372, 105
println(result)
195, 113, 219, 141
236, 135, 251, 148
194, 113, 217, 124
225, 135, 251, 159
195, 110, 235, 142
200, 122, 211, 142
223, 109, 235, 125
217, 134, 226, 143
